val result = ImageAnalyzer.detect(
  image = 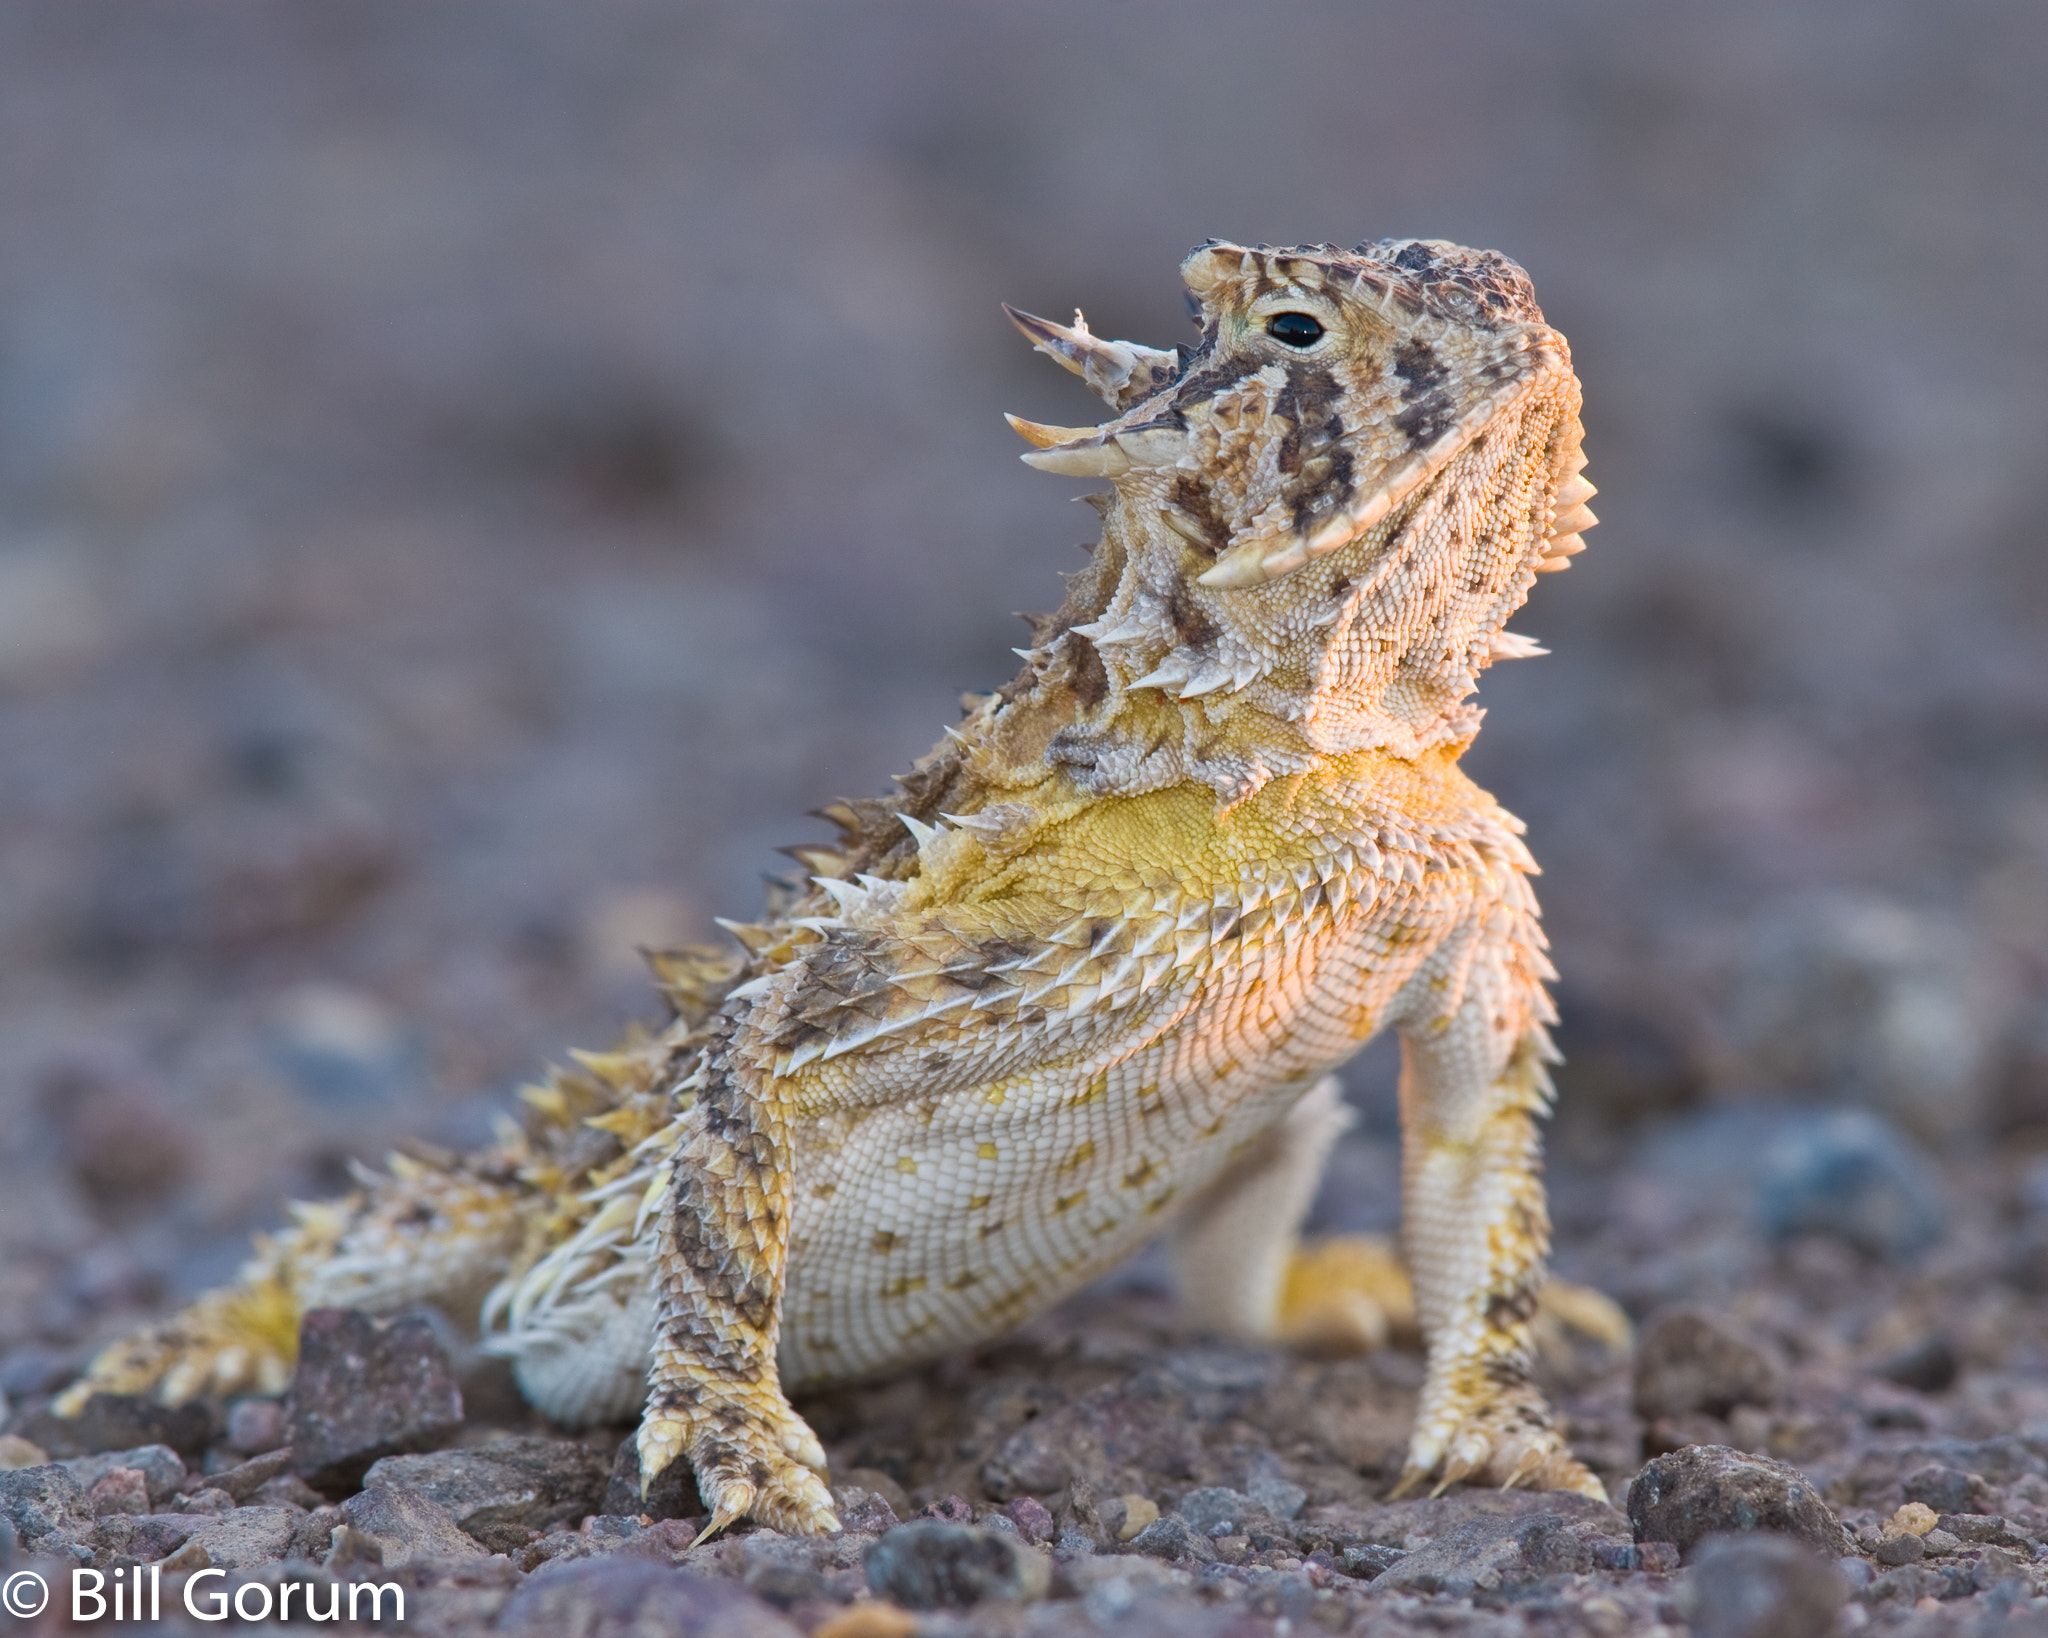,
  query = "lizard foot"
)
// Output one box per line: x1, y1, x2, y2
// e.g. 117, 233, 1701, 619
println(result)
1391, 1384, 1606, 1503
638, 1401, 841, 1541
1276, 1233, 1416, 1354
